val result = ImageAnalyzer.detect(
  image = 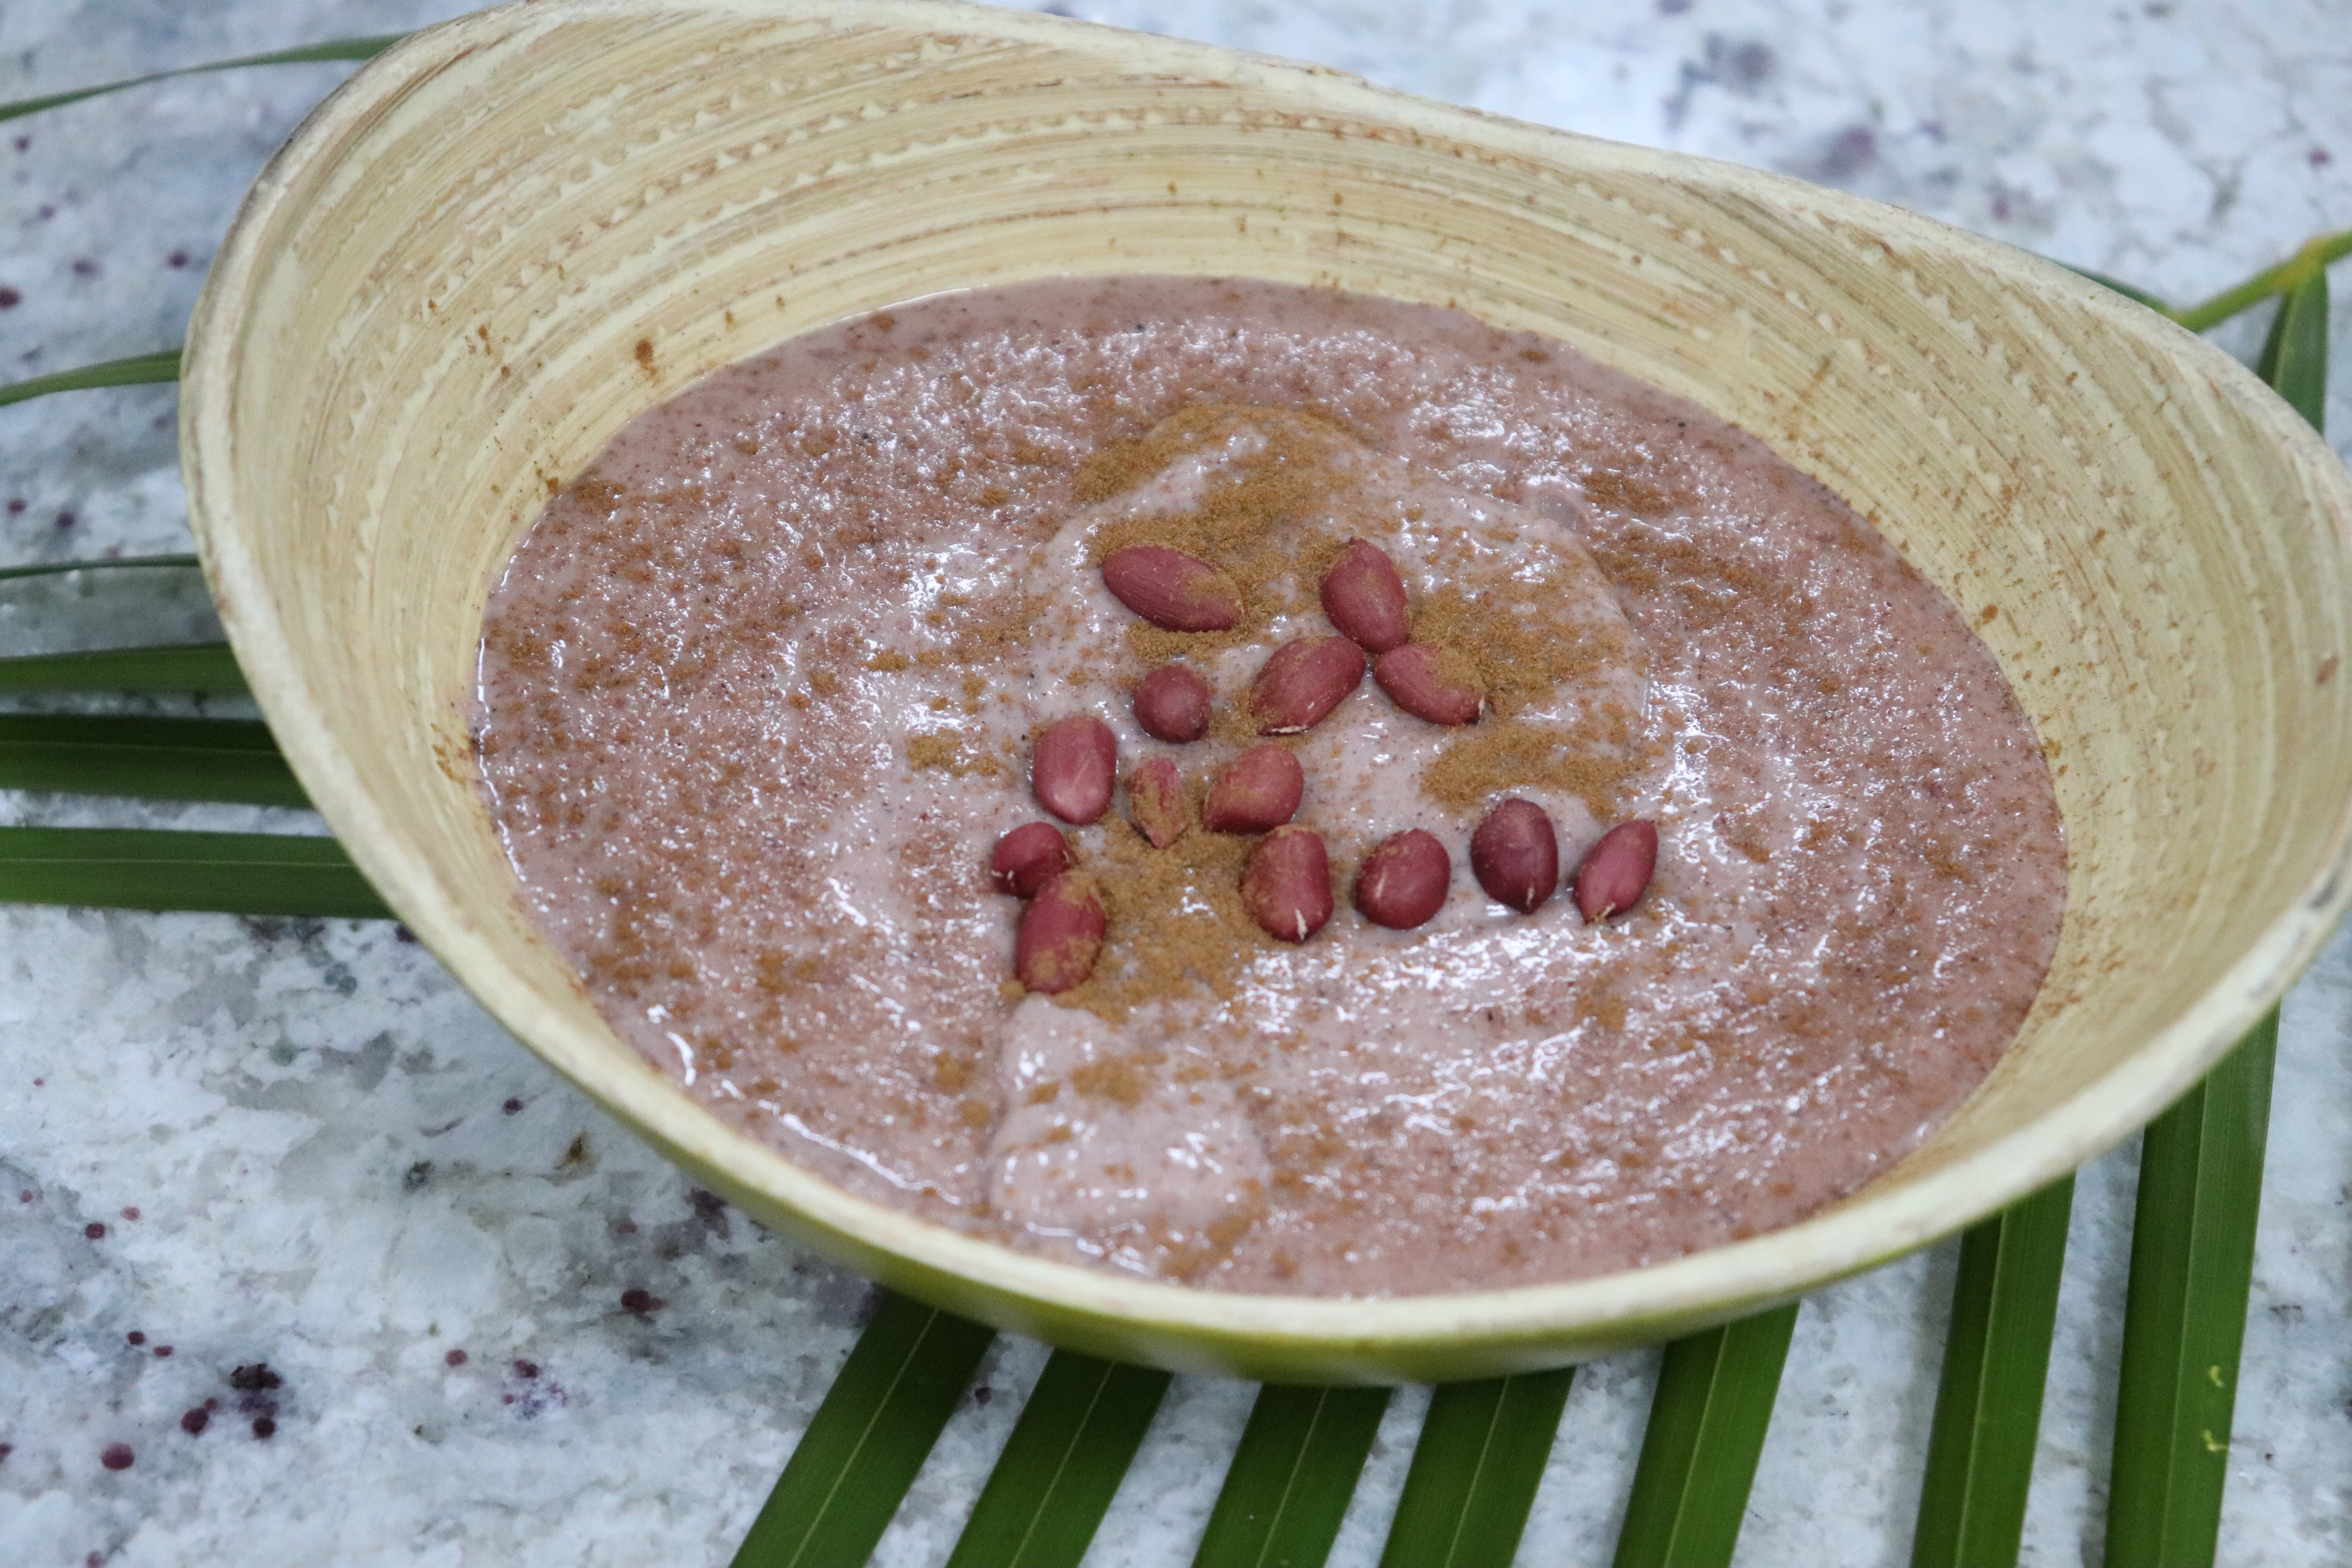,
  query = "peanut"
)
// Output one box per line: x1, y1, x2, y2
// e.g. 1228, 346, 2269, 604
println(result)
1242, 825, 1333, 943
1127, 757, 1189, 848
1101, 544, 1242, 632
1354, 829, 1451, 929
1132, 662, 1213, 742
1470, 798, 1559, 913
1573, 819, 1659, 922
1203, 744, 1306, 833
1032, 713, 1117, 824
1372, 642, 1483, 726
1320, 537, 1412, 653
1016, 870, 1107, 992
1249, 635, 1366, 734
990, 821, 1073, 897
